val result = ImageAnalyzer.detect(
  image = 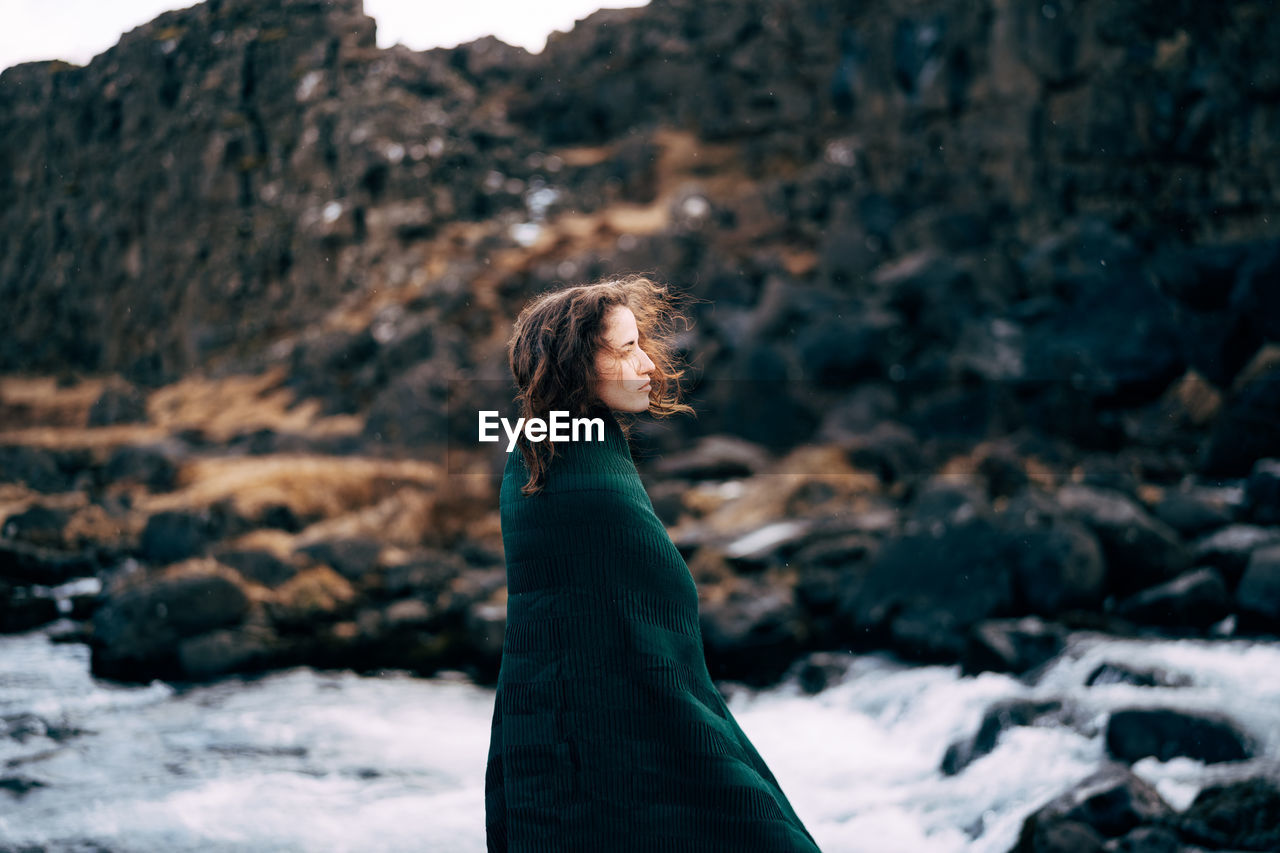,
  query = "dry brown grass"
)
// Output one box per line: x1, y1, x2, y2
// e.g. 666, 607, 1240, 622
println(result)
0, 374, 109, 429
146, 366, 362, 441
672, 445, 880, 541
140, 454, 443, 520
0, 366, 361, 450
